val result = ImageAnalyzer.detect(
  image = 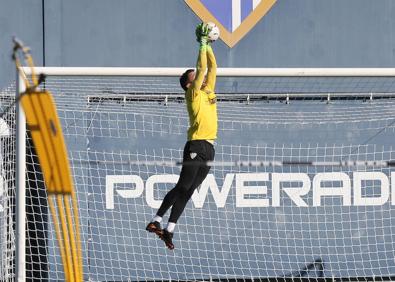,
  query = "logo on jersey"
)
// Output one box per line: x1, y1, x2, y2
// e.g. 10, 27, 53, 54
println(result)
185, 0, 277, 47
